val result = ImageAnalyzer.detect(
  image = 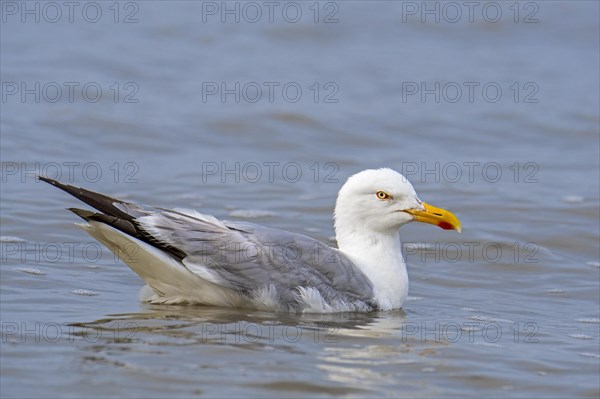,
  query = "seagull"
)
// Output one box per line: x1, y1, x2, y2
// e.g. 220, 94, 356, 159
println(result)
40, 168, 461, 313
